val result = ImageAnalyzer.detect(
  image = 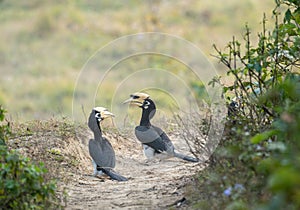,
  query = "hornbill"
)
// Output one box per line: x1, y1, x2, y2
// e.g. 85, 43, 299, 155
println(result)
88, 107, 128, 181
123, 93, 199, 162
